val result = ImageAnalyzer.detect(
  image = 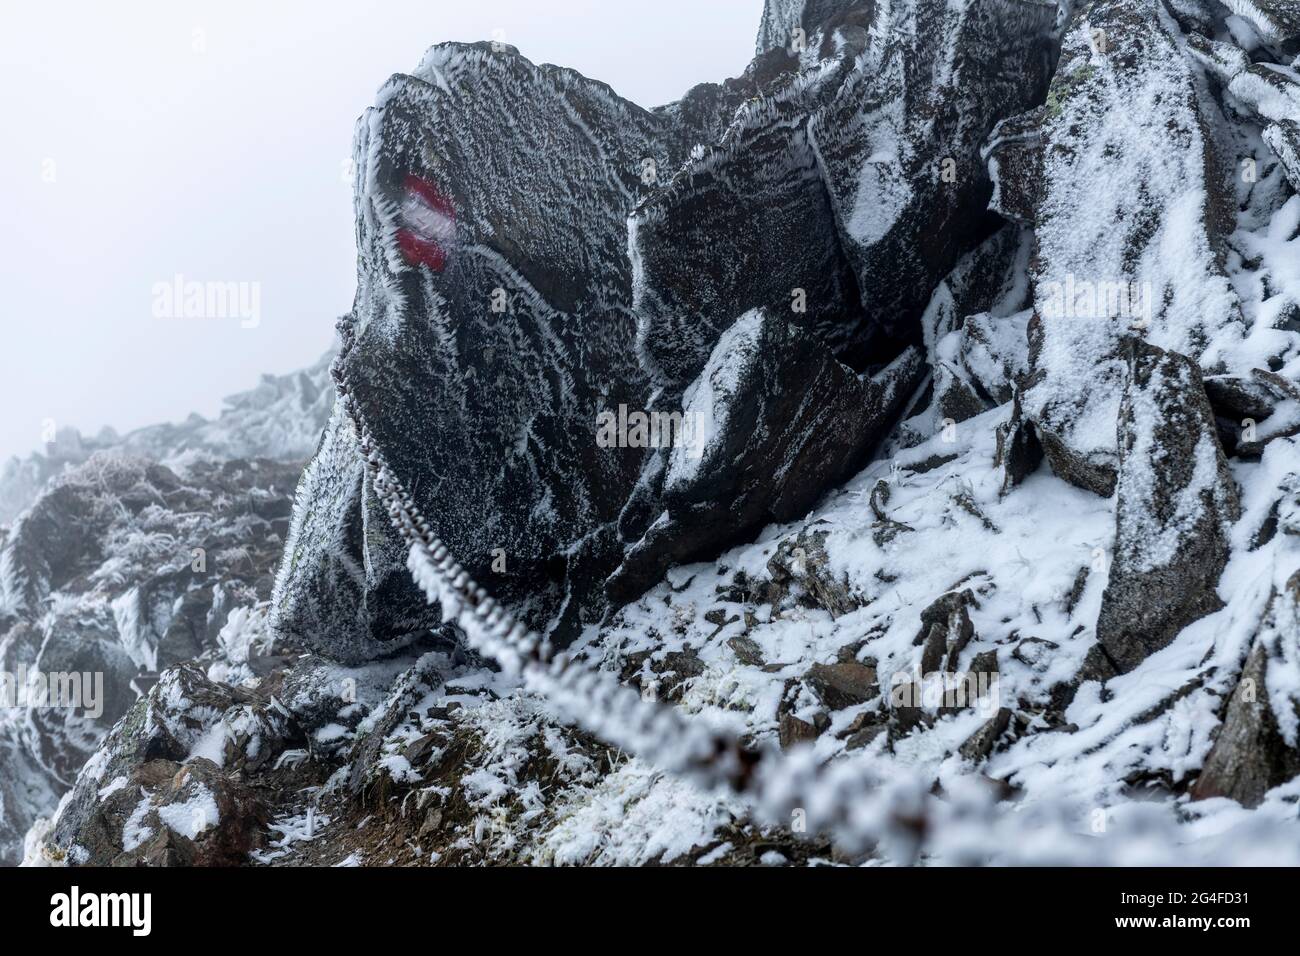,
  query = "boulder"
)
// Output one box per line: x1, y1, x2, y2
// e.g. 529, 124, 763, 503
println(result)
779, 713, 820, 750
958, 708, 1012, 762
1094, 340, 1240, 673
994, 389, 1044, 494
38, 658, 348, 865
805, 660, 880, 710
1192, 574, 1300, 807
609, 310, 923, 603
639, 0, 1056, 391
914, 590, 977, 675
631, 31, 869, 390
